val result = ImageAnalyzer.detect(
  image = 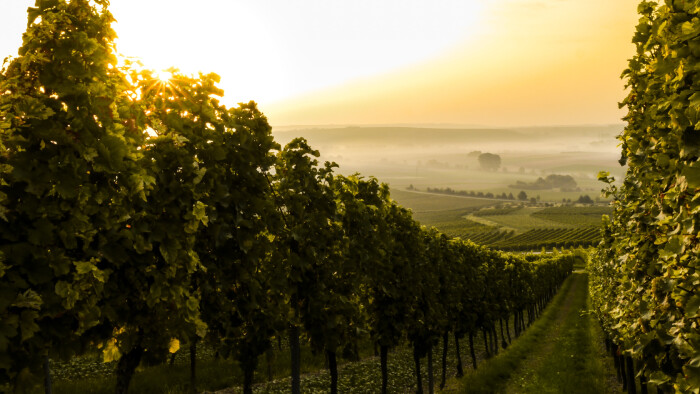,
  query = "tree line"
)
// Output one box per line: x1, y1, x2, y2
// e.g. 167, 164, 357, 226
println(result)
423, 187, 516, 200
0, 1, 575, 393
